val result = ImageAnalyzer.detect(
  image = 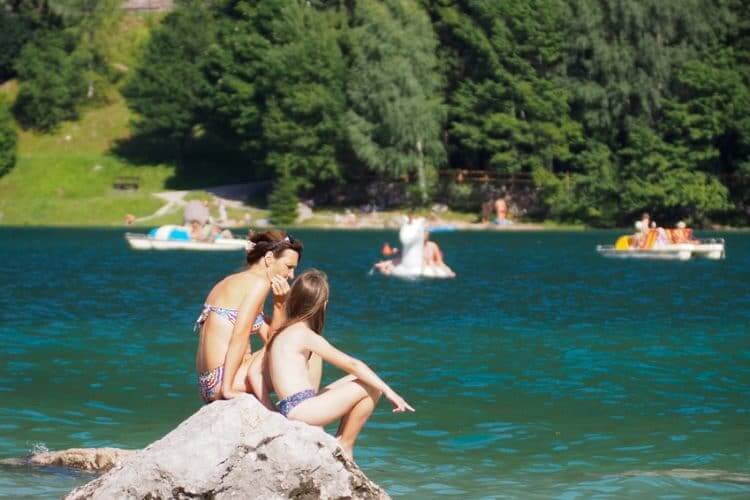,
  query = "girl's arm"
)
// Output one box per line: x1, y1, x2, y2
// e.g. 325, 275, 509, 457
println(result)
304, 333, 414, 412
222, 281, 269, 399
